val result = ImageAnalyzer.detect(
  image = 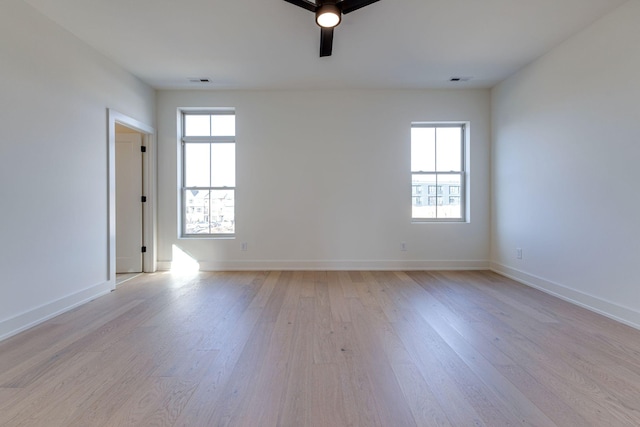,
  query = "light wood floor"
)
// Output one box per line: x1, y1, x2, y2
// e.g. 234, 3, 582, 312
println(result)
2, 271, 640, 426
